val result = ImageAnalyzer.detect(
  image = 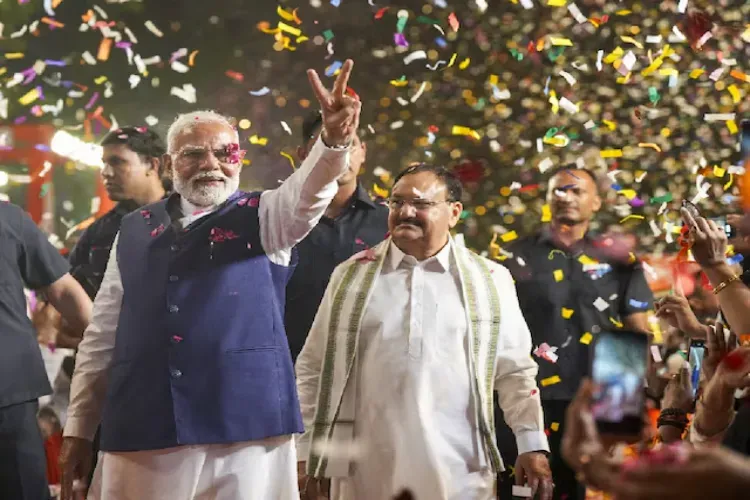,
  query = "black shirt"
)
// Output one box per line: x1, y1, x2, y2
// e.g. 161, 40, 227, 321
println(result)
0, 202, 70, 408
285, 185, 389, 362
69, 202, 141, 298
502, 229, 654, 401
